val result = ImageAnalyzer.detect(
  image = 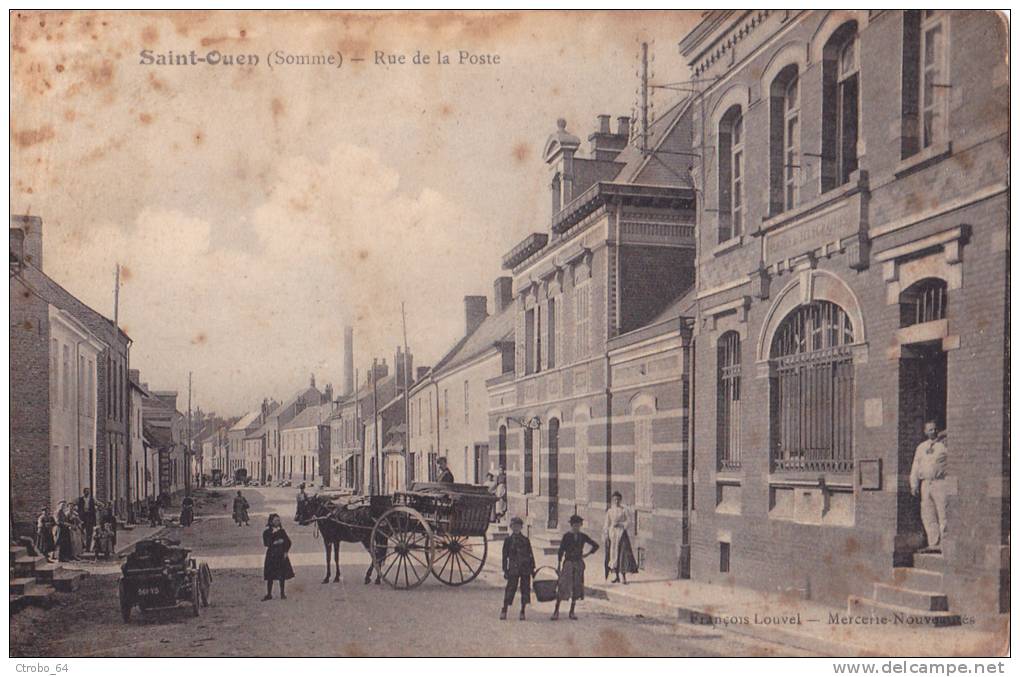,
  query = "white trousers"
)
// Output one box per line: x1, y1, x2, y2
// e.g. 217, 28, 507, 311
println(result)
920, 478, 948, 548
